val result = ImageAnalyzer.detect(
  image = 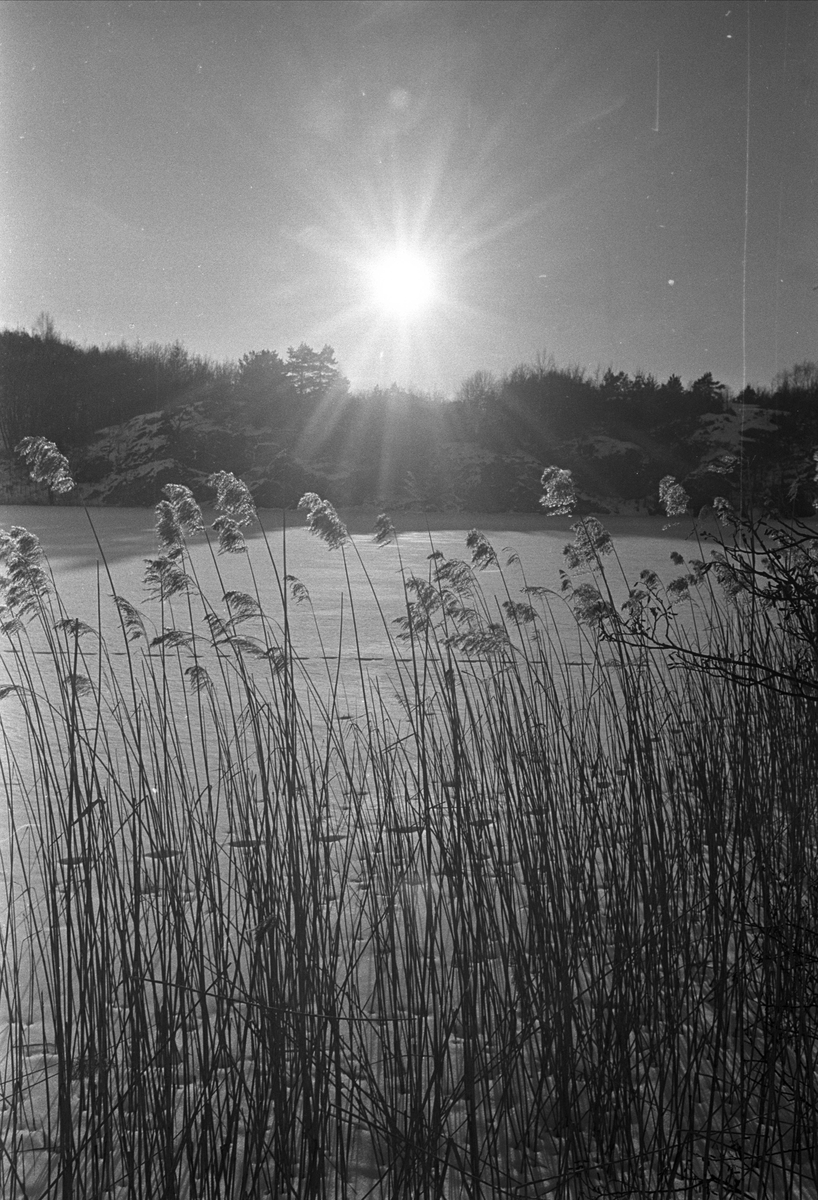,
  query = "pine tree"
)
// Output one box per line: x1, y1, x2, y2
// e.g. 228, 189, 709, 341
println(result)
285, 343, 348, 400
